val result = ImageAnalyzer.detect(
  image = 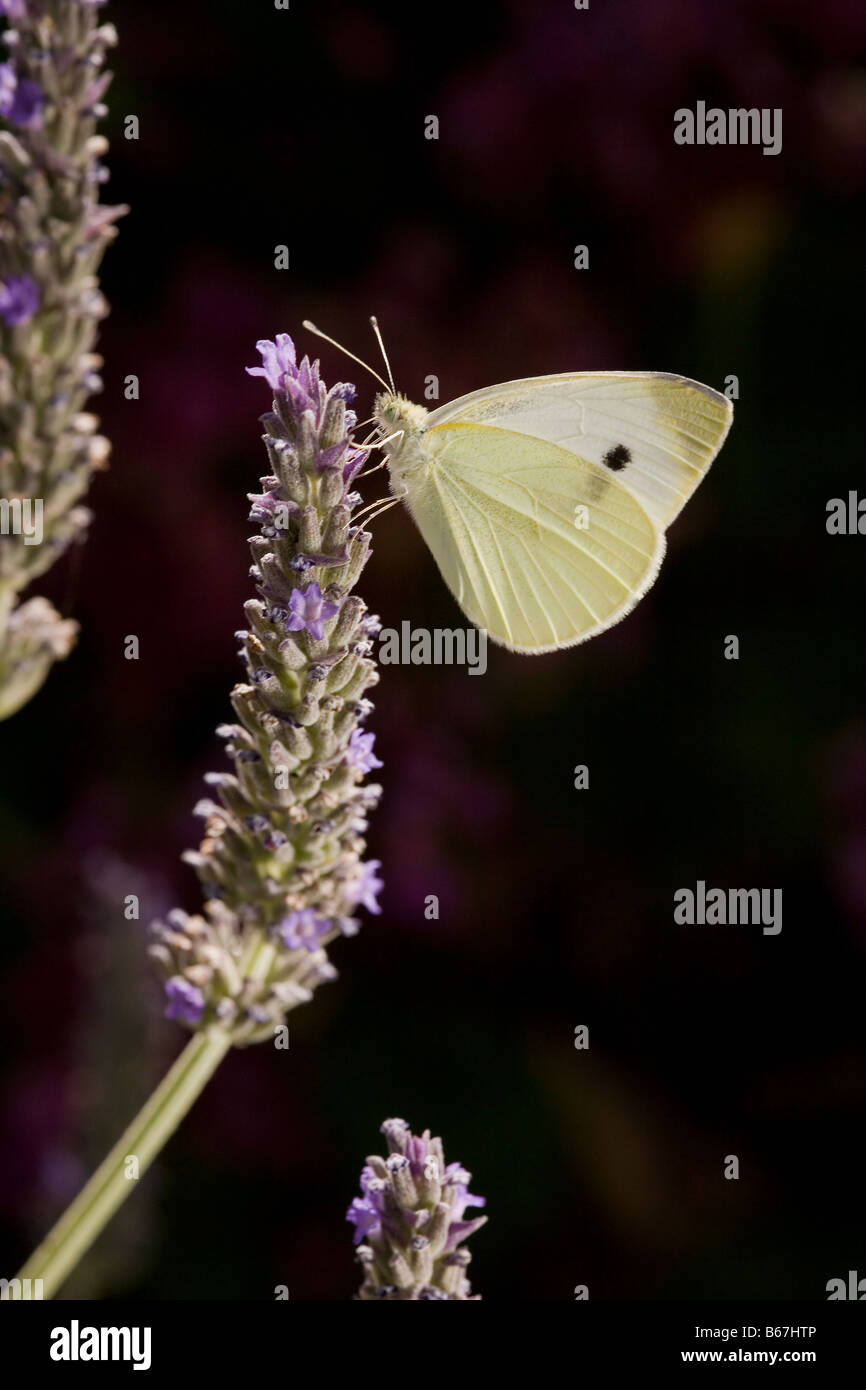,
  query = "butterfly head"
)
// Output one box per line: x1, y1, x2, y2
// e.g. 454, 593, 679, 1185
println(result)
373, 390, 428, 439
373, 391, 429, 491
